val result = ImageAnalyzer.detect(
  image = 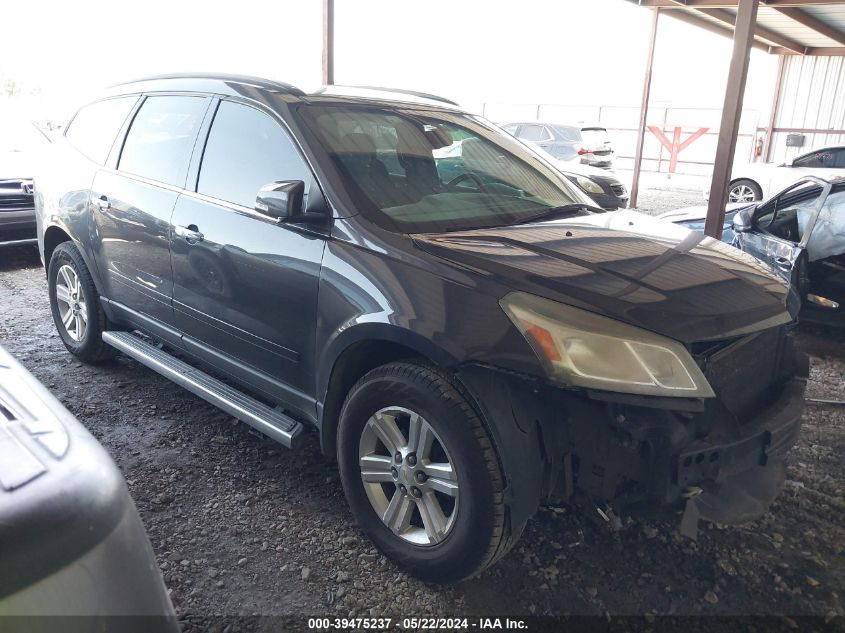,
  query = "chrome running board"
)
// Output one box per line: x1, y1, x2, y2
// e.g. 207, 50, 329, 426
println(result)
102, 331, 305, 449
